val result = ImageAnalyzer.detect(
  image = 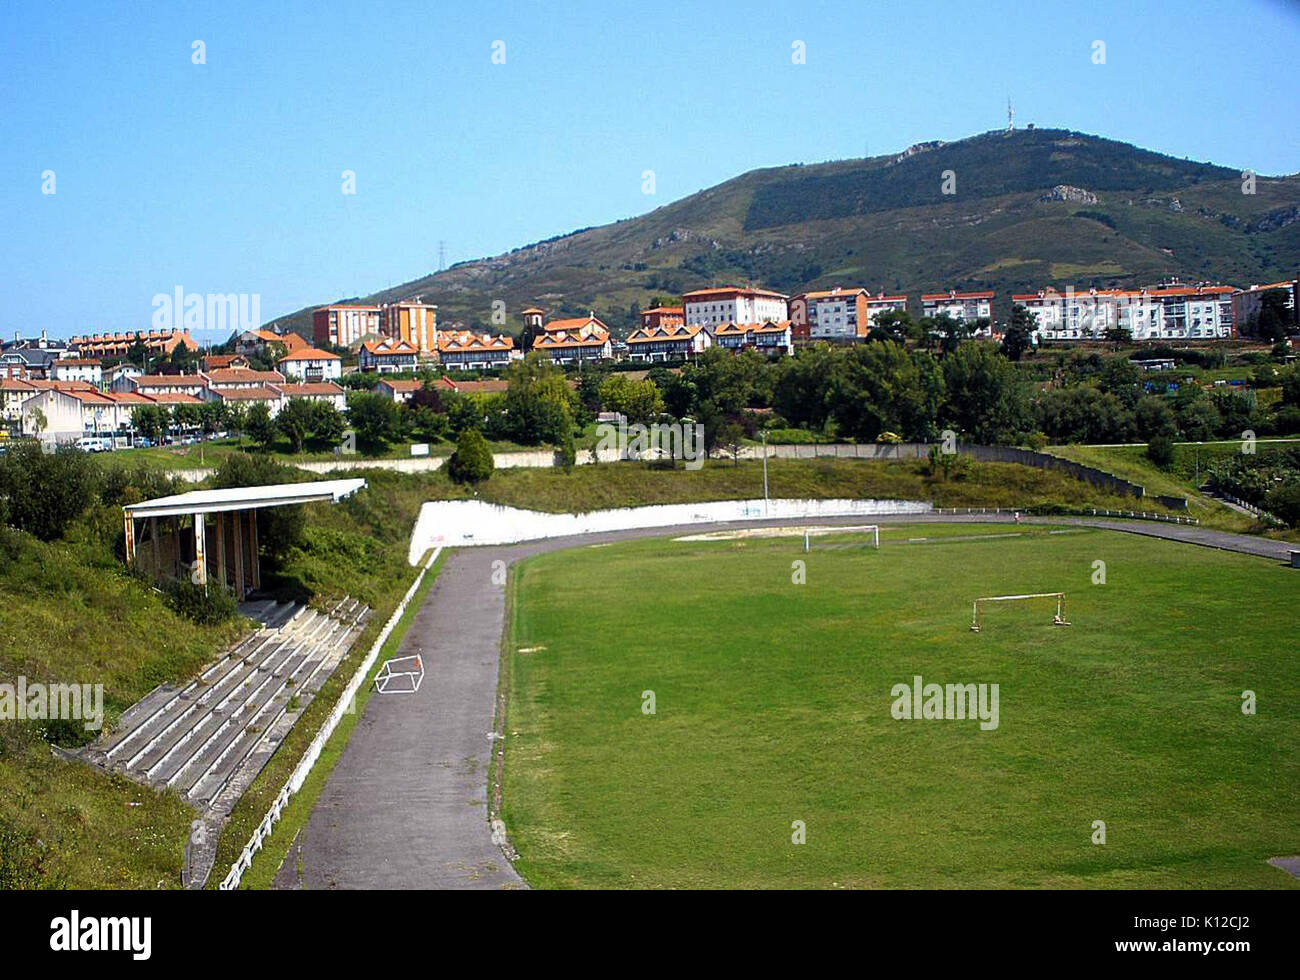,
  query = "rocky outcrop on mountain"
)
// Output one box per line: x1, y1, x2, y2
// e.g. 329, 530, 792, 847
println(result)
1040, 184, 1097, 204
